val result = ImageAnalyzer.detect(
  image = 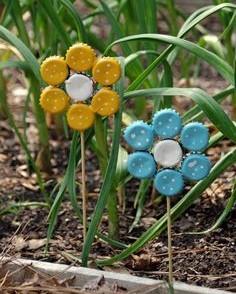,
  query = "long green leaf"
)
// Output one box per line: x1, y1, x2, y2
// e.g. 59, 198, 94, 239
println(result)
105, 34, 234, 85
60, 0, 87, 42
100, 0, 131, 55
0, 60, 29, 71
46, 131, 79, 251
124, 88, 236, 143
0, 25, 41, 83
183, 86, 235, 123
39, 0, 72, 48
122, 3, 236, 90
186, 180, 236, 235
97, 148, 236, 266
82, 57, 125, 266
10, 0, 31, 48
